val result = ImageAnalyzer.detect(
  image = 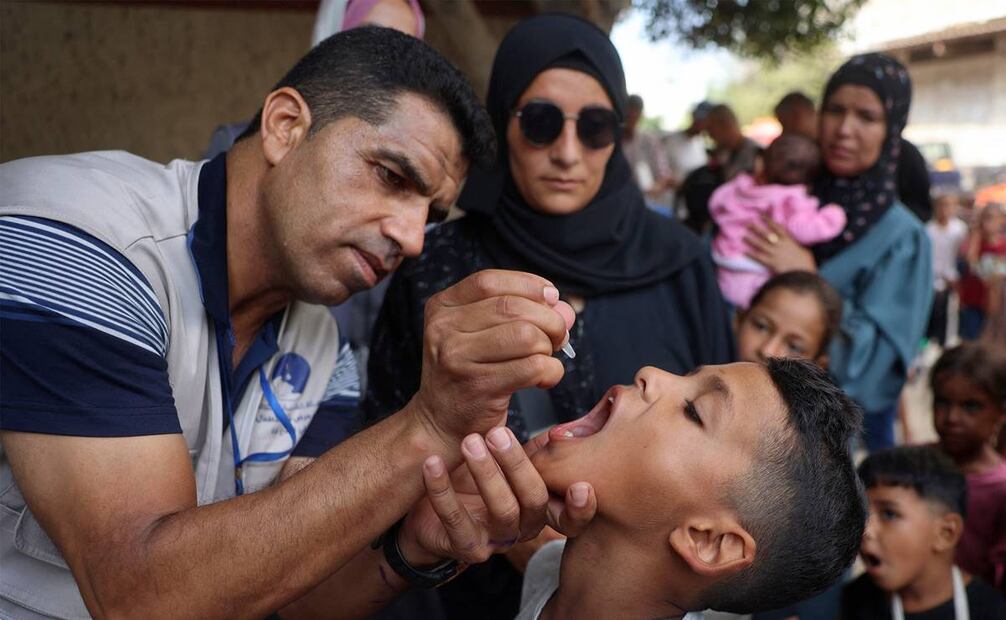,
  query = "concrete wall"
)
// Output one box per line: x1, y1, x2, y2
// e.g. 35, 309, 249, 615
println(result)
901, 31, 1006, 170
1, 1, 315, 164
